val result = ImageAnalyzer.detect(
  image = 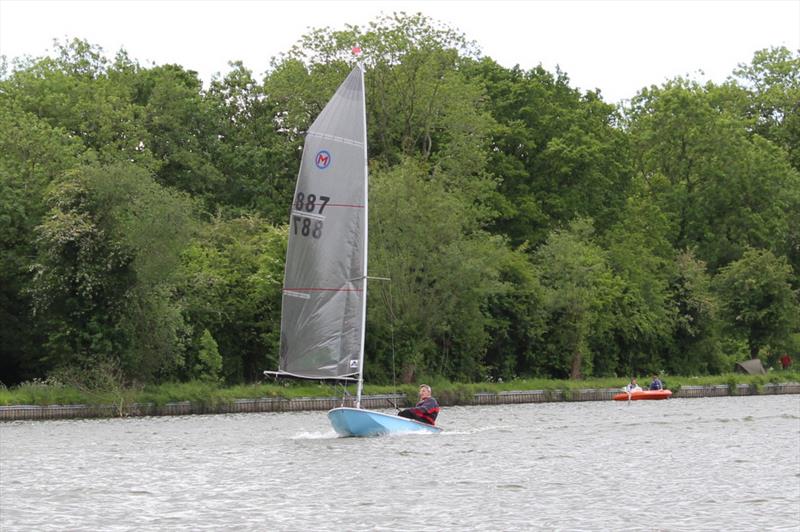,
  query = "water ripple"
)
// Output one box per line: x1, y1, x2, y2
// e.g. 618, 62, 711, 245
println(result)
1, 396, 798, 531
